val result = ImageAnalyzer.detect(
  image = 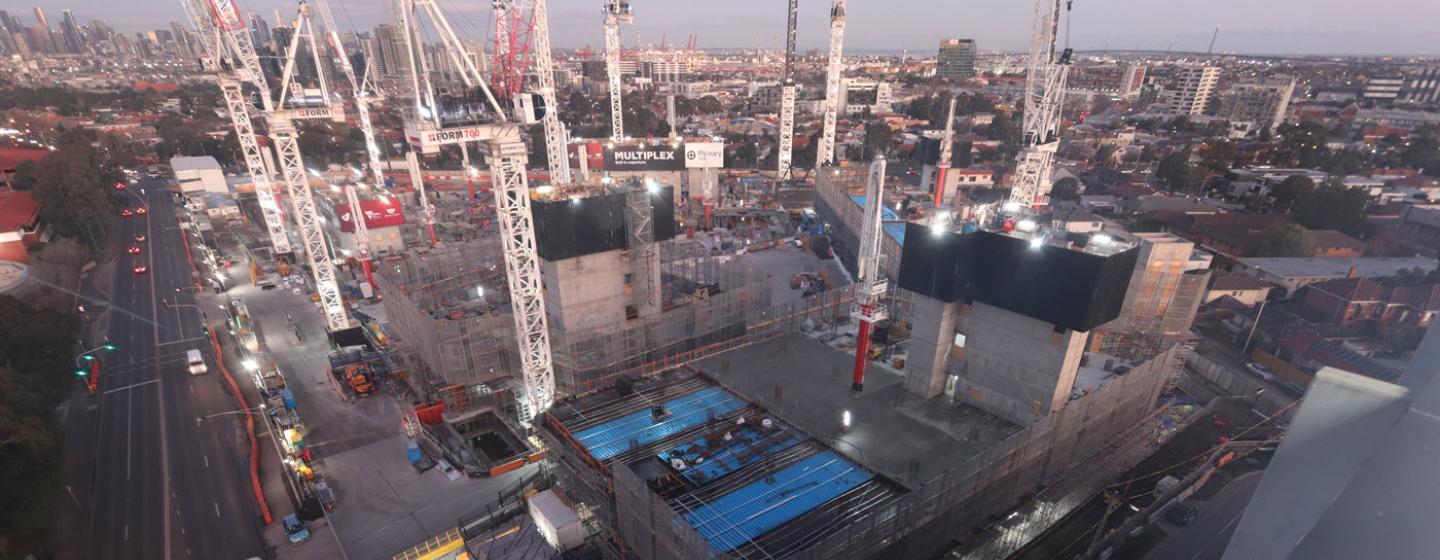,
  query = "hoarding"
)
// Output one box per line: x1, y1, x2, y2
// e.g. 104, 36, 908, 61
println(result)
339, 199, 405, 233
683, 142, 725, 168
604, 146, 685, 171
